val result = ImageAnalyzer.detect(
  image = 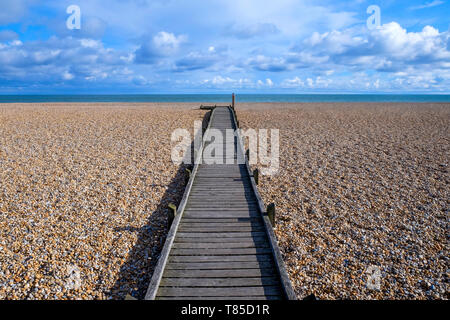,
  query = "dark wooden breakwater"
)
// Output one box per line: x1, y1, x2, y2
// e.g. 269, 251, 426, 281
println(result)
145, 103, 296, 300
